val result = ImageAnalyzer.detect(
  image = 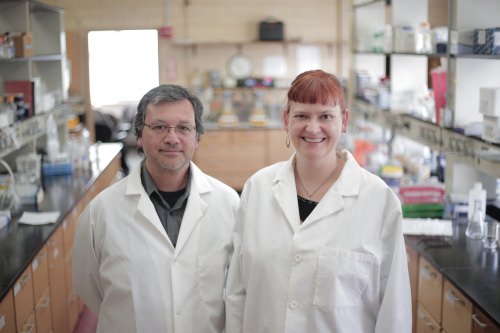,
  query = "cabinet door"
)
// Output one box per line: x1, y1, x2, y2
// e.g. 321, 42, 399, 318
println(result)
406, 243, 419, 333
31, 246, 49, 304
472, 307, 500, 333
416, 303, 441, 333
442, 279, 472, 333
34, 288, 52, 333
17, 311, 36, 333
13, 266, 34, 330
66, 290, 80, 332
194, 130, 267, 190
0, 289, 16, 333
418, 257, 443, 324
267, 130, 293, 164
47, 227, 68, 333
